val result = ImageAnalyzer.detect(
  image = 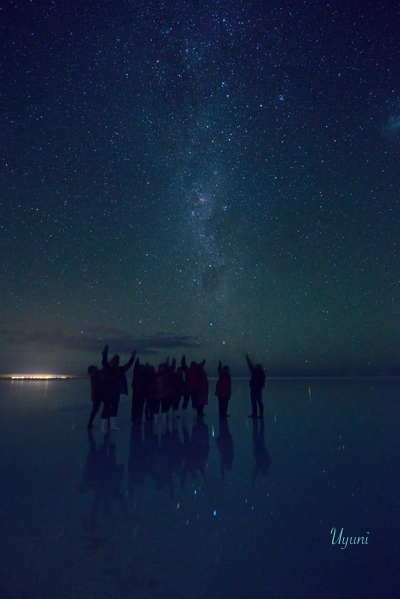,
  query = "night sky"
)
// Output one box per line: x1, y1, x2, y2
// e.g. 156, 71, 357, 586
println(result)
1, 0, 399, 376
